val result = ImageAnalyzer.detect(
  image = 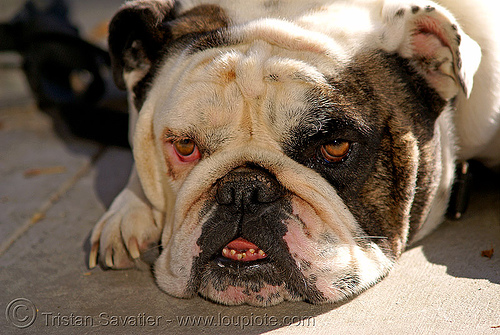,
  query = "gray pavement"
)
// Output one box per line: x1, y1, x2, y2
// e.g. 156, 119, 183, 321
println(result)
1, 1, 500, 334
